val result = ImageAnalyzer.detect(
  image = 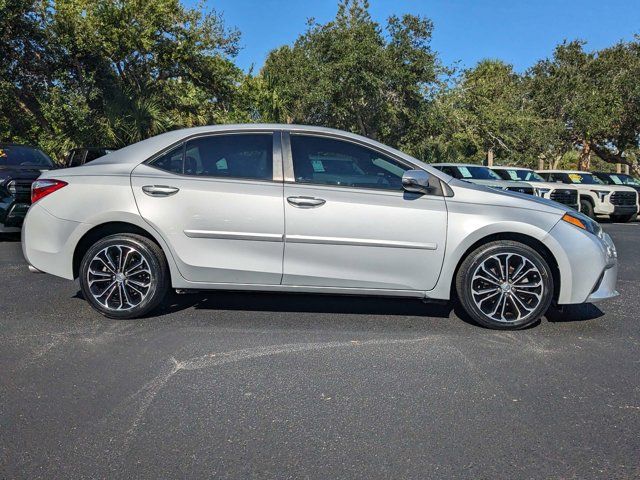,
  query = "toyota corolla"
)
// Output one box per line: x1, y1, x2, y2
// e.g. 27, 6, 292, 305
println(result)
22, 125, 618, 329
